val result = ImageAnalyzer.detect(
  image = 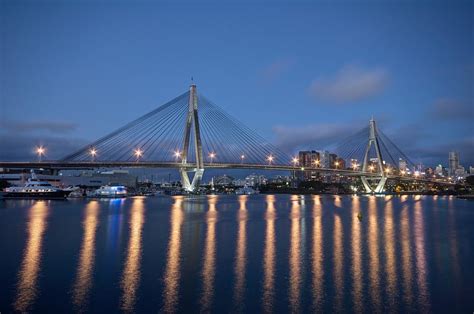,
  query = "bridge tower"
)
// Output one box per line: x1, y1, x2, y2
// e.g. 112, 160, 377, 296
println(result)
361, 118, 387, 193
179, 84, 205, 192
